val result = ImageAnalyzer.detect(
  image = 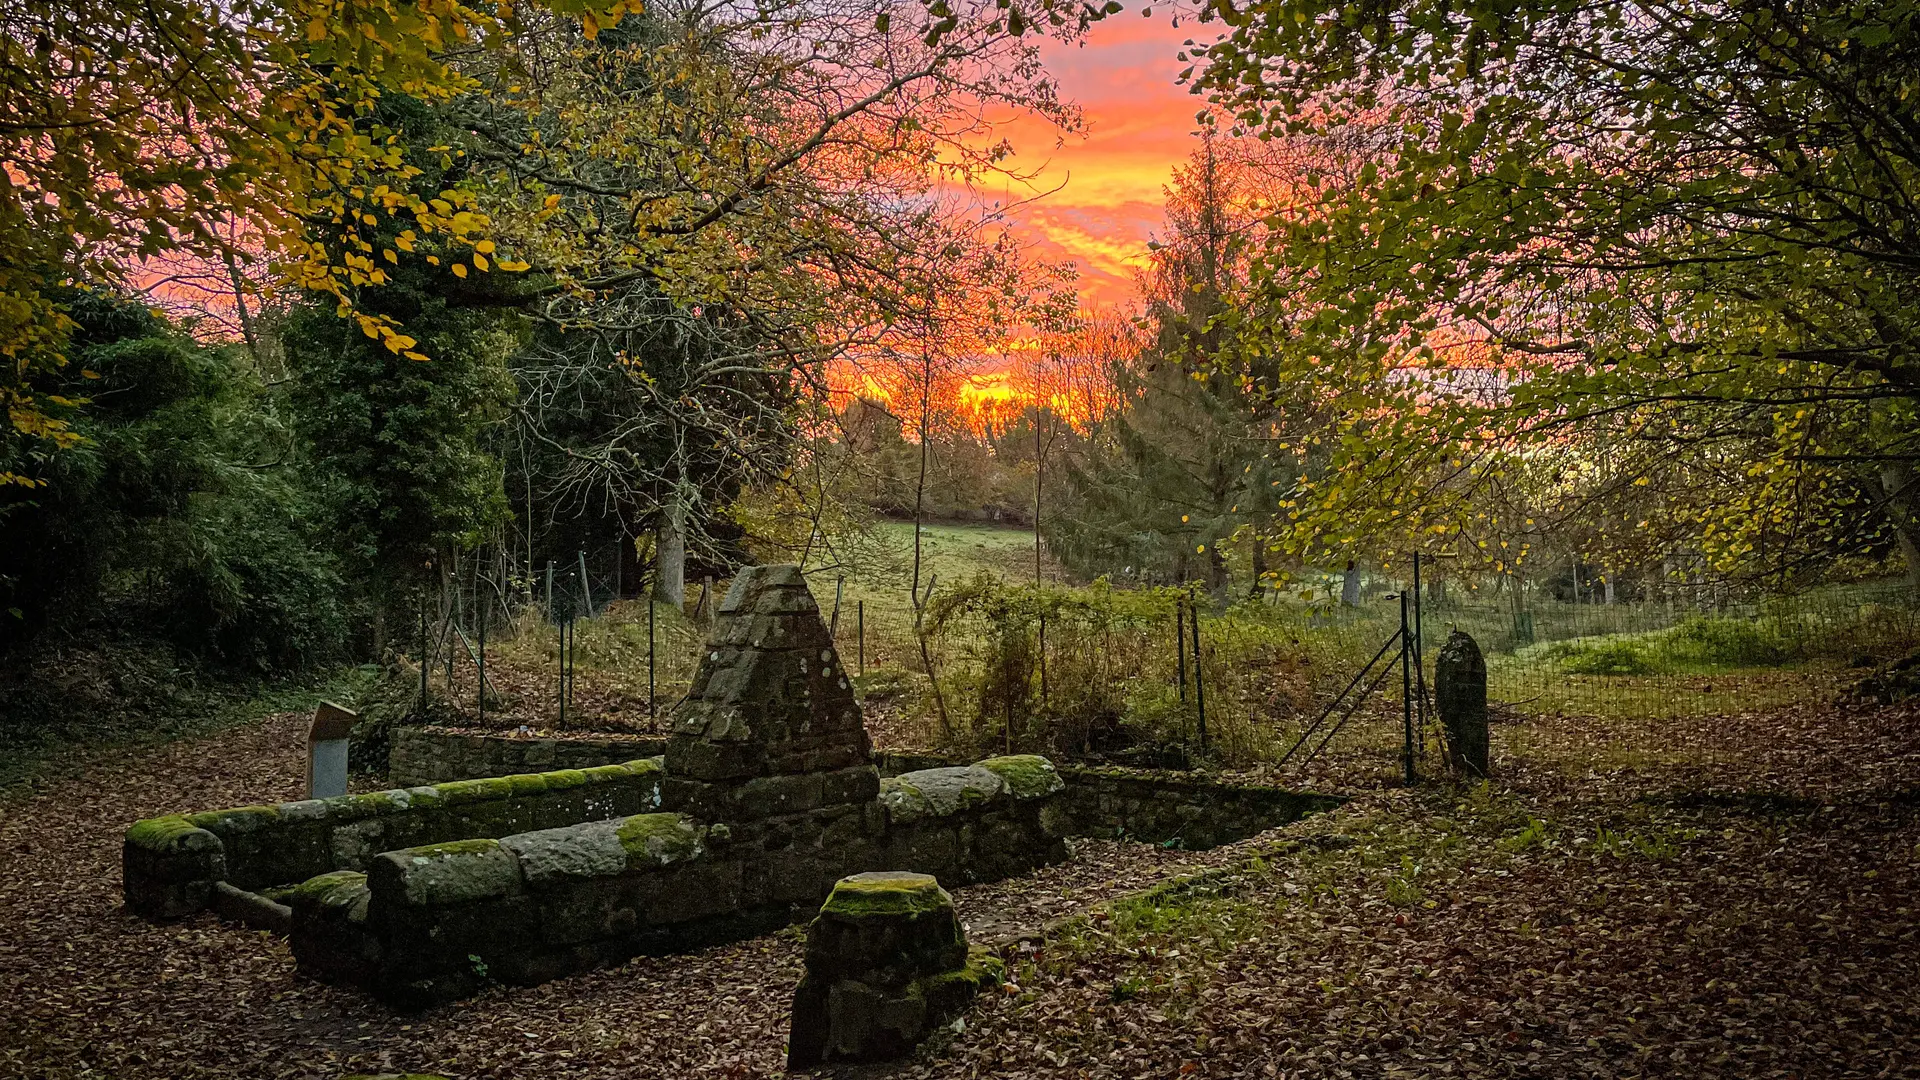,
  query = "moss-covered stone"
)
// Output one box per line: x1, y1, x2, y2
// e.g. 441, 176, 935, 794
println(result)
431, 776, 516, 805
370, 839, 522, 906
125, 815, 218, 854
913, 945, 1004, 1008
278, 870, 369, 911
614, 813, 705, 866
975, 754, 1065, 799
819, 871, 950, 919
187, 805, 282, 834
790, 875, 985, 1068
